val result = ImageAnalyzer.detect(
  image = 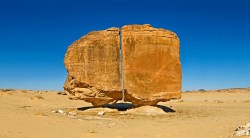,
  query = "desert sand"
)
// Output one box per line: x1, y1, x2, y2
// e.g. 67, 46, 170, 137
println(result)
0, 88, 250, 138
